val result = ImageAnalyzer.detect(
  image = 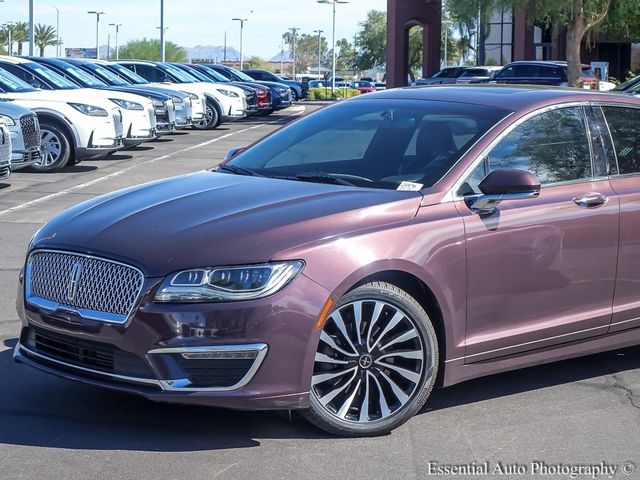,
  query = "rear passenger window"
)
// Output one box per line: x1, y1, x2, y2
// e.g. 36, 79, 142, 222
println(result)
461, 107, 592, 193
602, 106, 640, 174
